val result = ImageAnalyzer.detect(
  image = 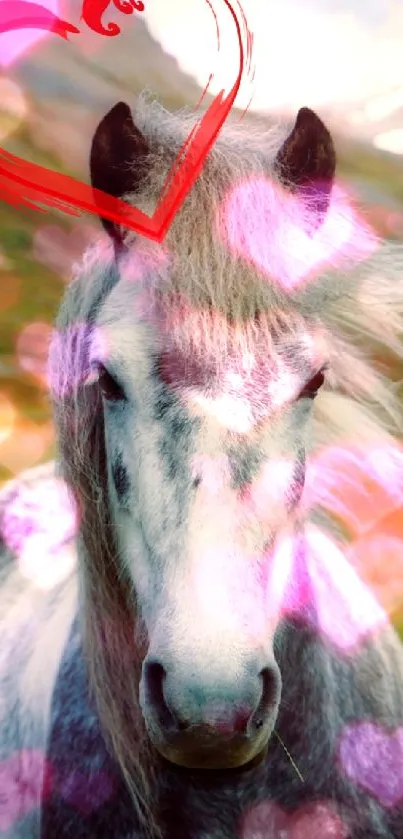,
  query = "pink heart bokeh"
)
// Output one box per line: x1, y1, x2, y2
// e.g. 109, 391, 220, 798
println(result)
0, 749, 51, 831
217, 177, 377, 292
339, 722, 403, 808
32, 222, 98, 282
271, 526, 387, 654
240, 798, 349, 839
